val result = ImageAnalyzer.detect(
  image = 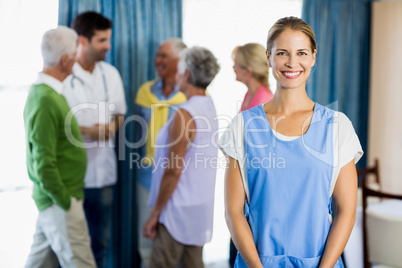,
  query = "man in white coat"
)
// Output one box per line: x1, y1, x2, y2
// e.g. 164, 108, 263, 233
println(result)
63, 11, 127, 268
